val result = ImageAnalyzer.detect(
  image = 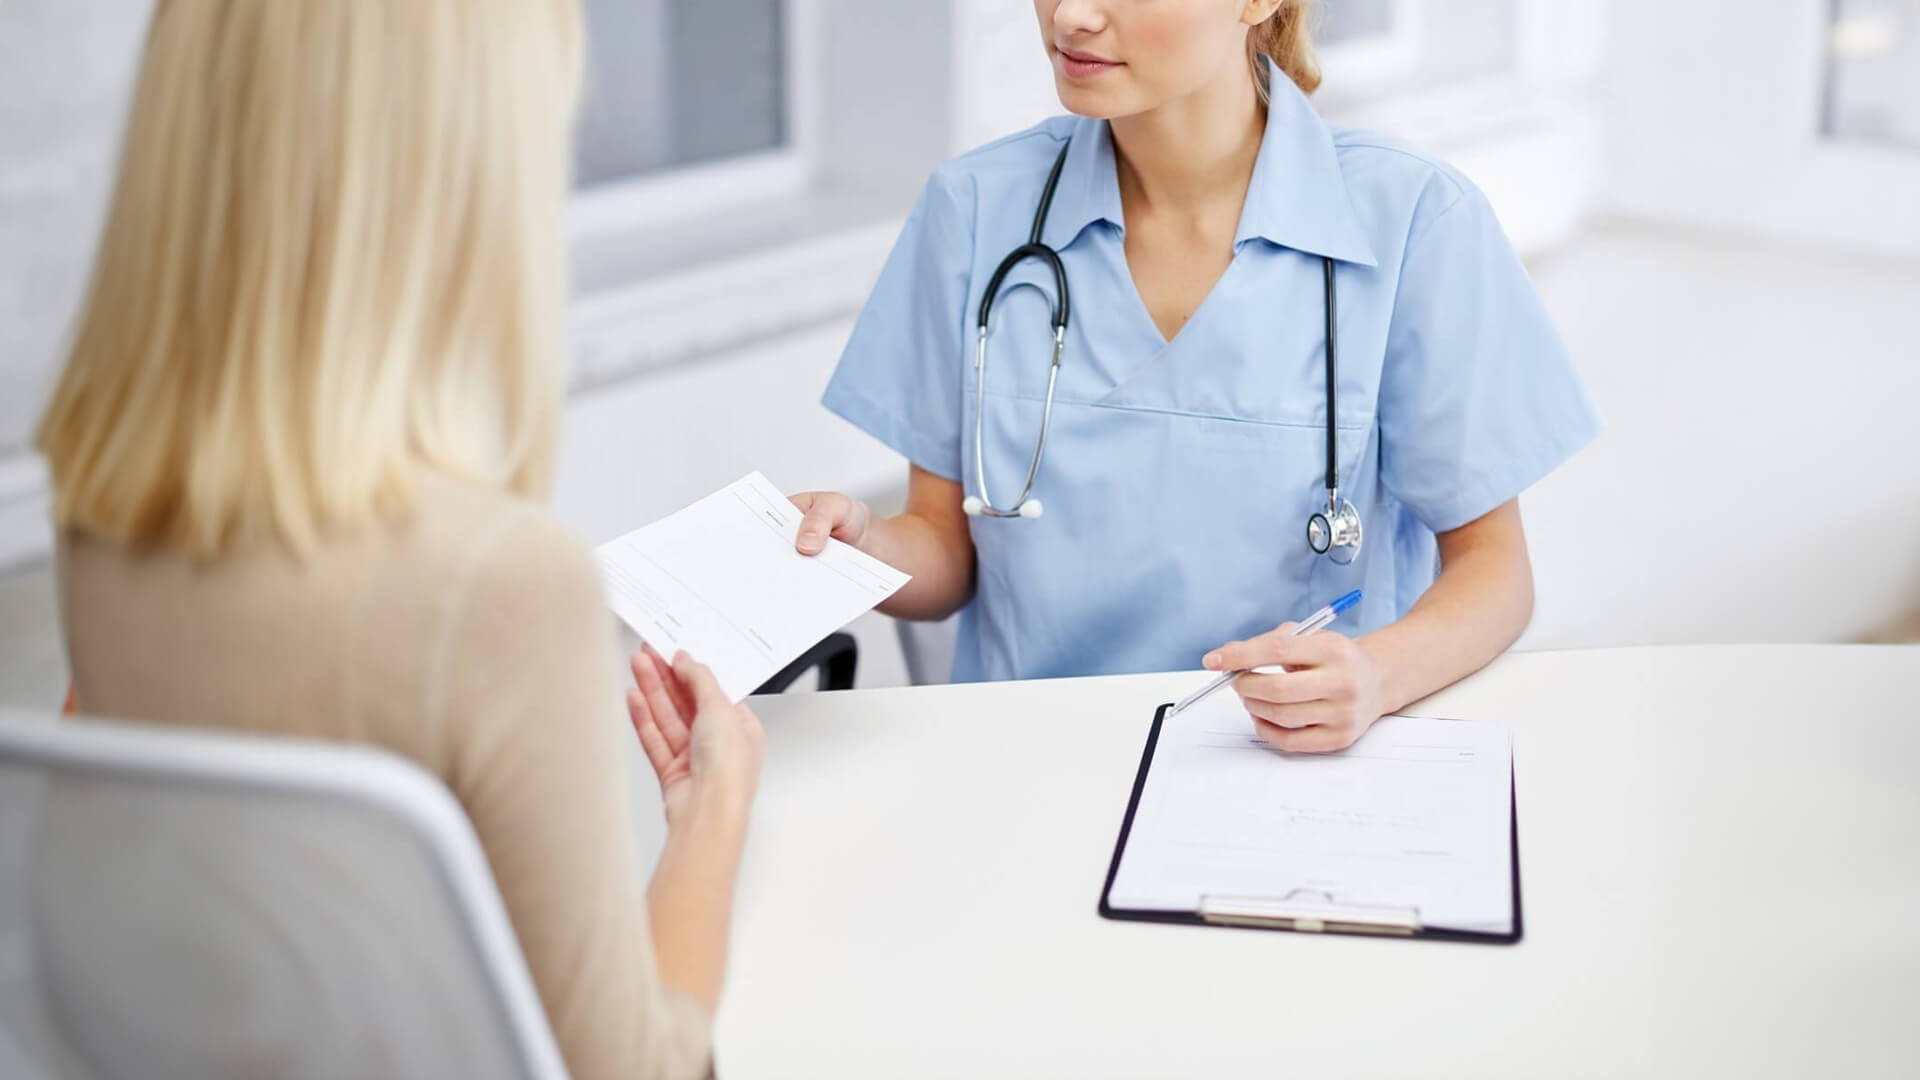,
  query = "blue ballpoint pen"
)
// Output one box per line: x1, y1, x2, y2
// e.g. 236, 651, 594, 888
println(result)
1170, 590, 1363, 716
